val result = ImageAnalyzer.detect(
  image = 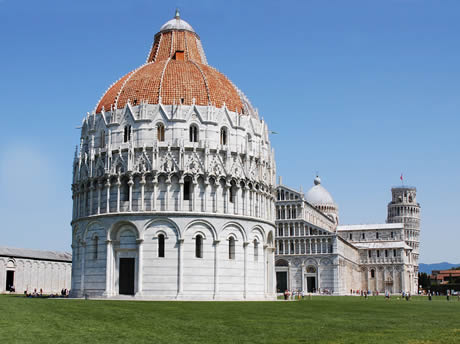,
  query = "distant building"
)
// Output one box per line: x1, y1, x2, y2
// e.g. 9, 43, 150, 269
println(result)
274, 177, 421, 295
429, 269, 460, 285
0, 247, 72, 294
